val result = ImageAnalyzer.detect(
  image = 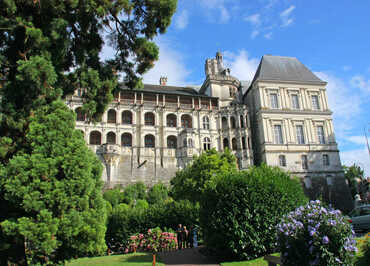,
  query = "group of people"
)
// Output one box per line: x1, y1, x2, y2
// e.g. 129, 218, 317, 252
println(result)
176, 224, 196, 249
